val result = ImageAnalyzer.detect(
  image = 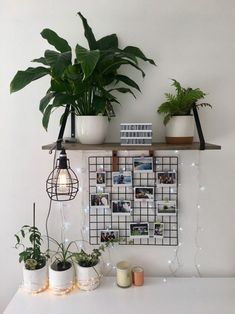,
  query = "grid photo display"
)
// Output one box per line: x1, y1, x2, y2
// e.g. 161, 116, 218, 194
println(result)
88, 155, 178, 246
